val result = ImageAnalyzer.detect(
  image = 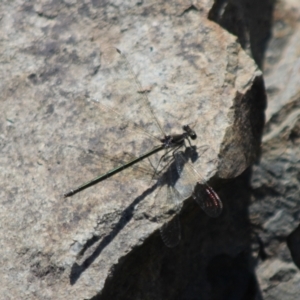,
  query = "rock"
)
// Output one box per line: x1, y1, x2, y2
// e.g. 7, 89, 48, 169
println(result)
0, 0, 264, 299
250, 0, 300, 299
287, 224, 300, 270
